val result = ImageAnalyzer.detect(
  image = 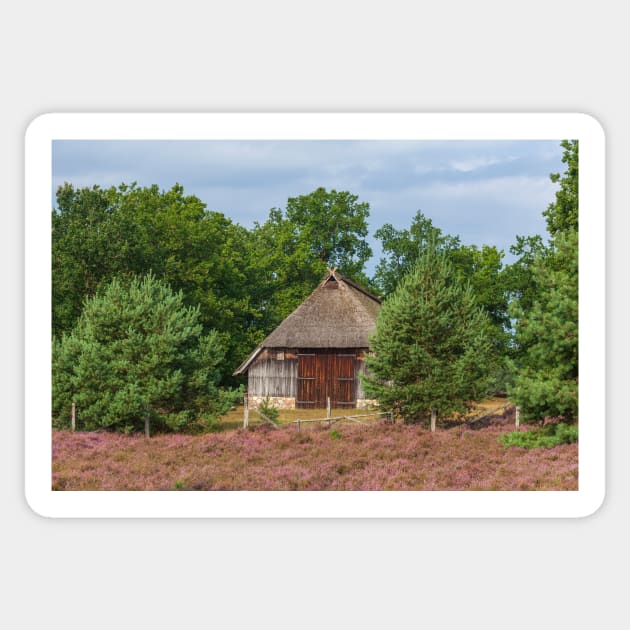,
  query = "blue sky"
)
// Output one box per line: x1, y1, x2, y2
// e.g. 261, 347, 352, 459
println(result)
52, 139, 564, 275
